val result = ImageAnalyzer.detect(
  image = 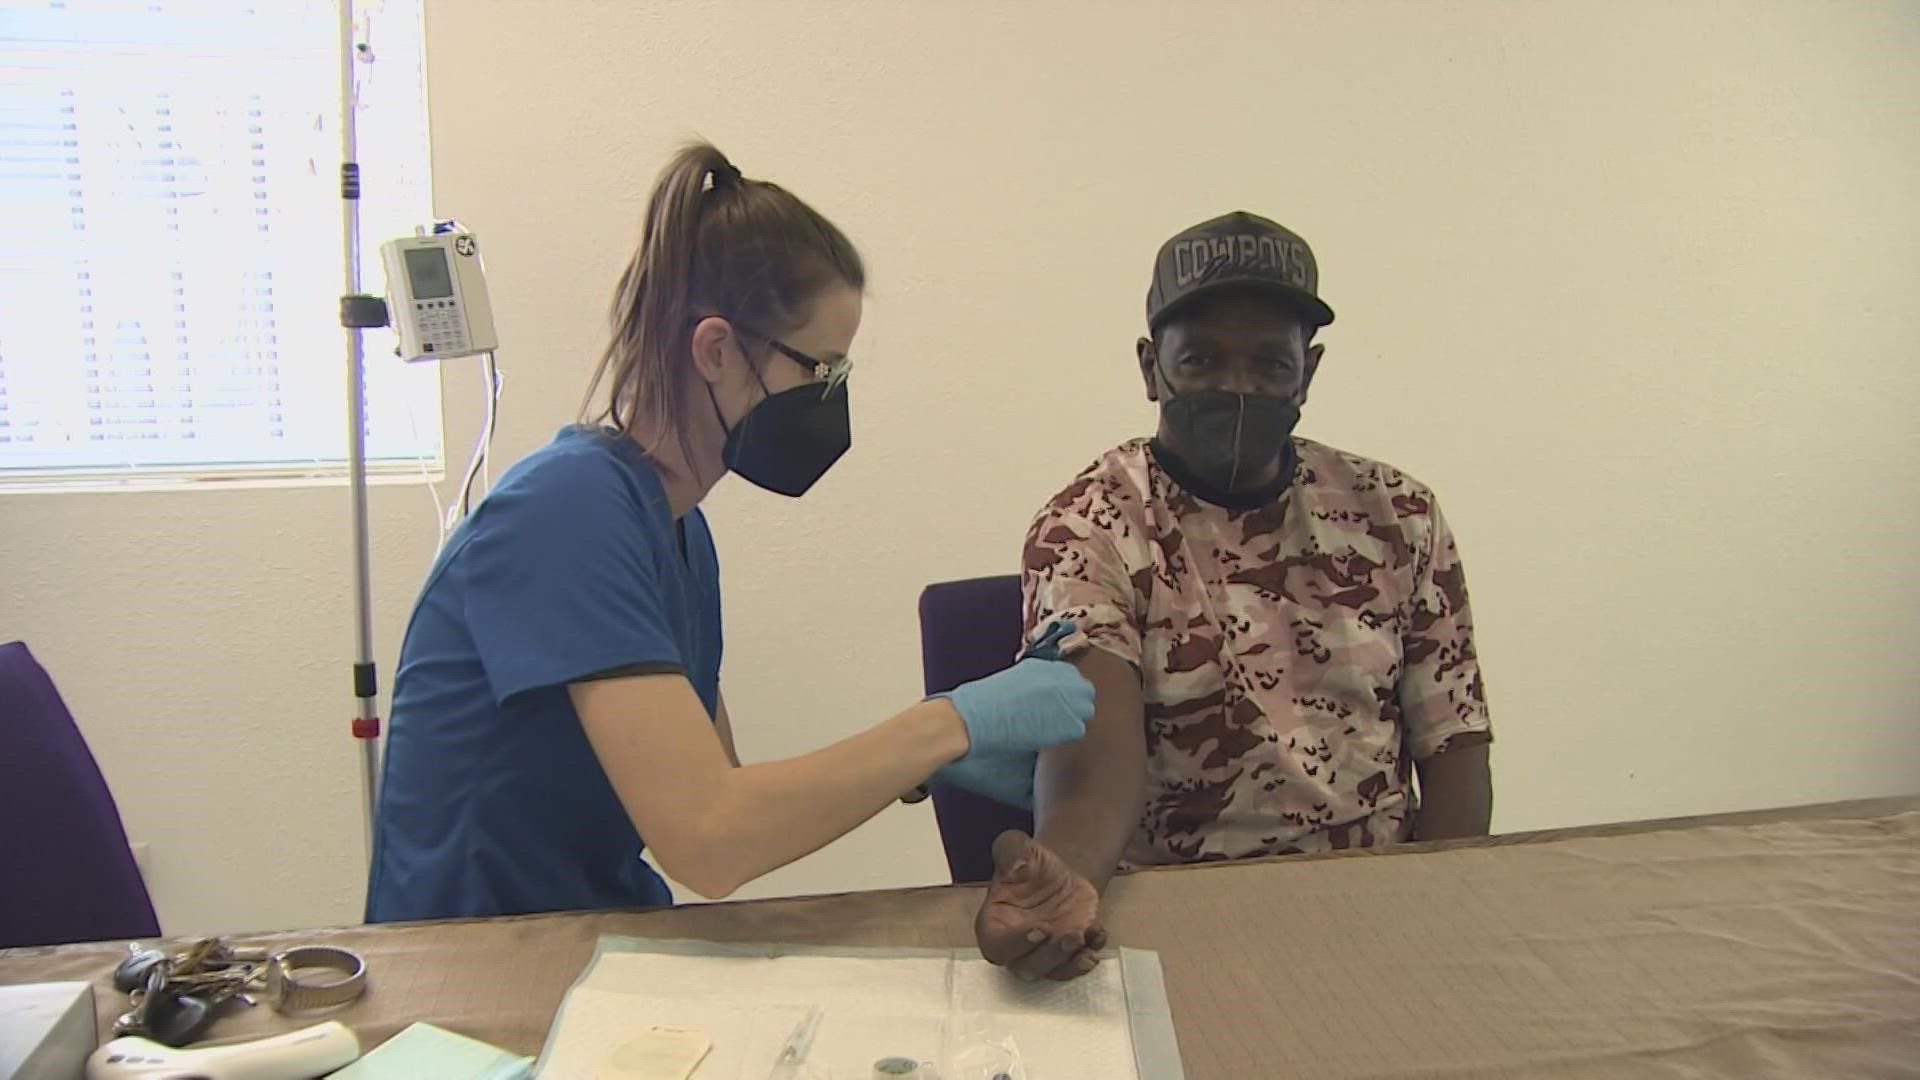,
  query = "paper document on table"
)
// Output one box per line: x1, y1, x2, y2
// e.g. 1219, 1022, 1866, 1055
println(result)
532, 937, 1182, 1080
